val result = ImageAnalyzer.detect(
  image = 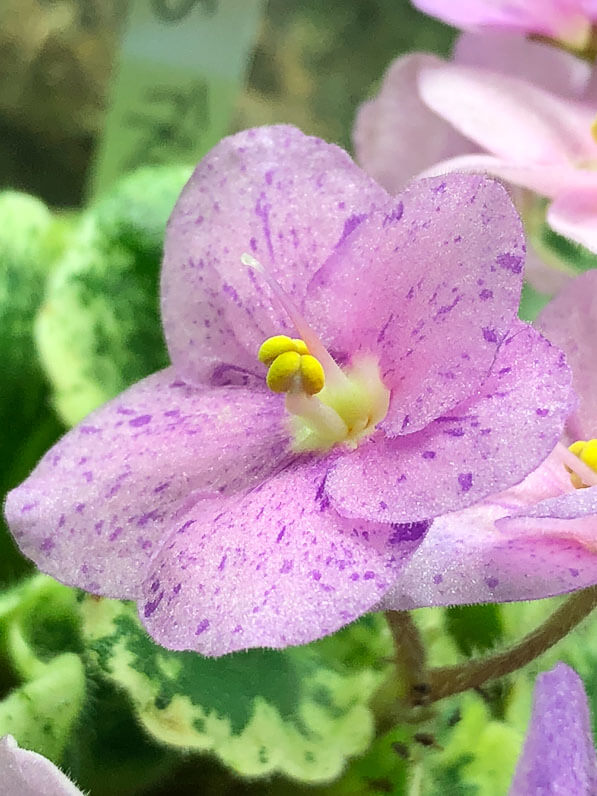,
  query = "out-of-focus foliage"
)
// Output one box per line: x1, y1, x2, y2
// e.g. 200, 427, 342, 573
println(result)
0, 192, 66, 583
80, 597, 392, 784
35, 164, 190, 425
